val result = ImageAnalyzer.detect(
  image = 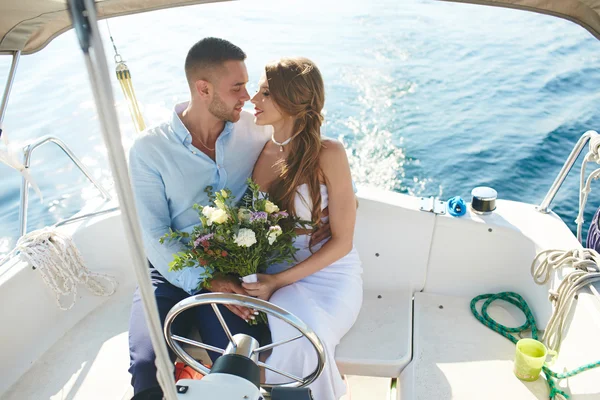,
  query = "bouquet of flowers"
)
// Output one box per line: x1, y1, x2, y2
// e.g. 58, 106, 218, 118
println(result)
160, 179, 306, 324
